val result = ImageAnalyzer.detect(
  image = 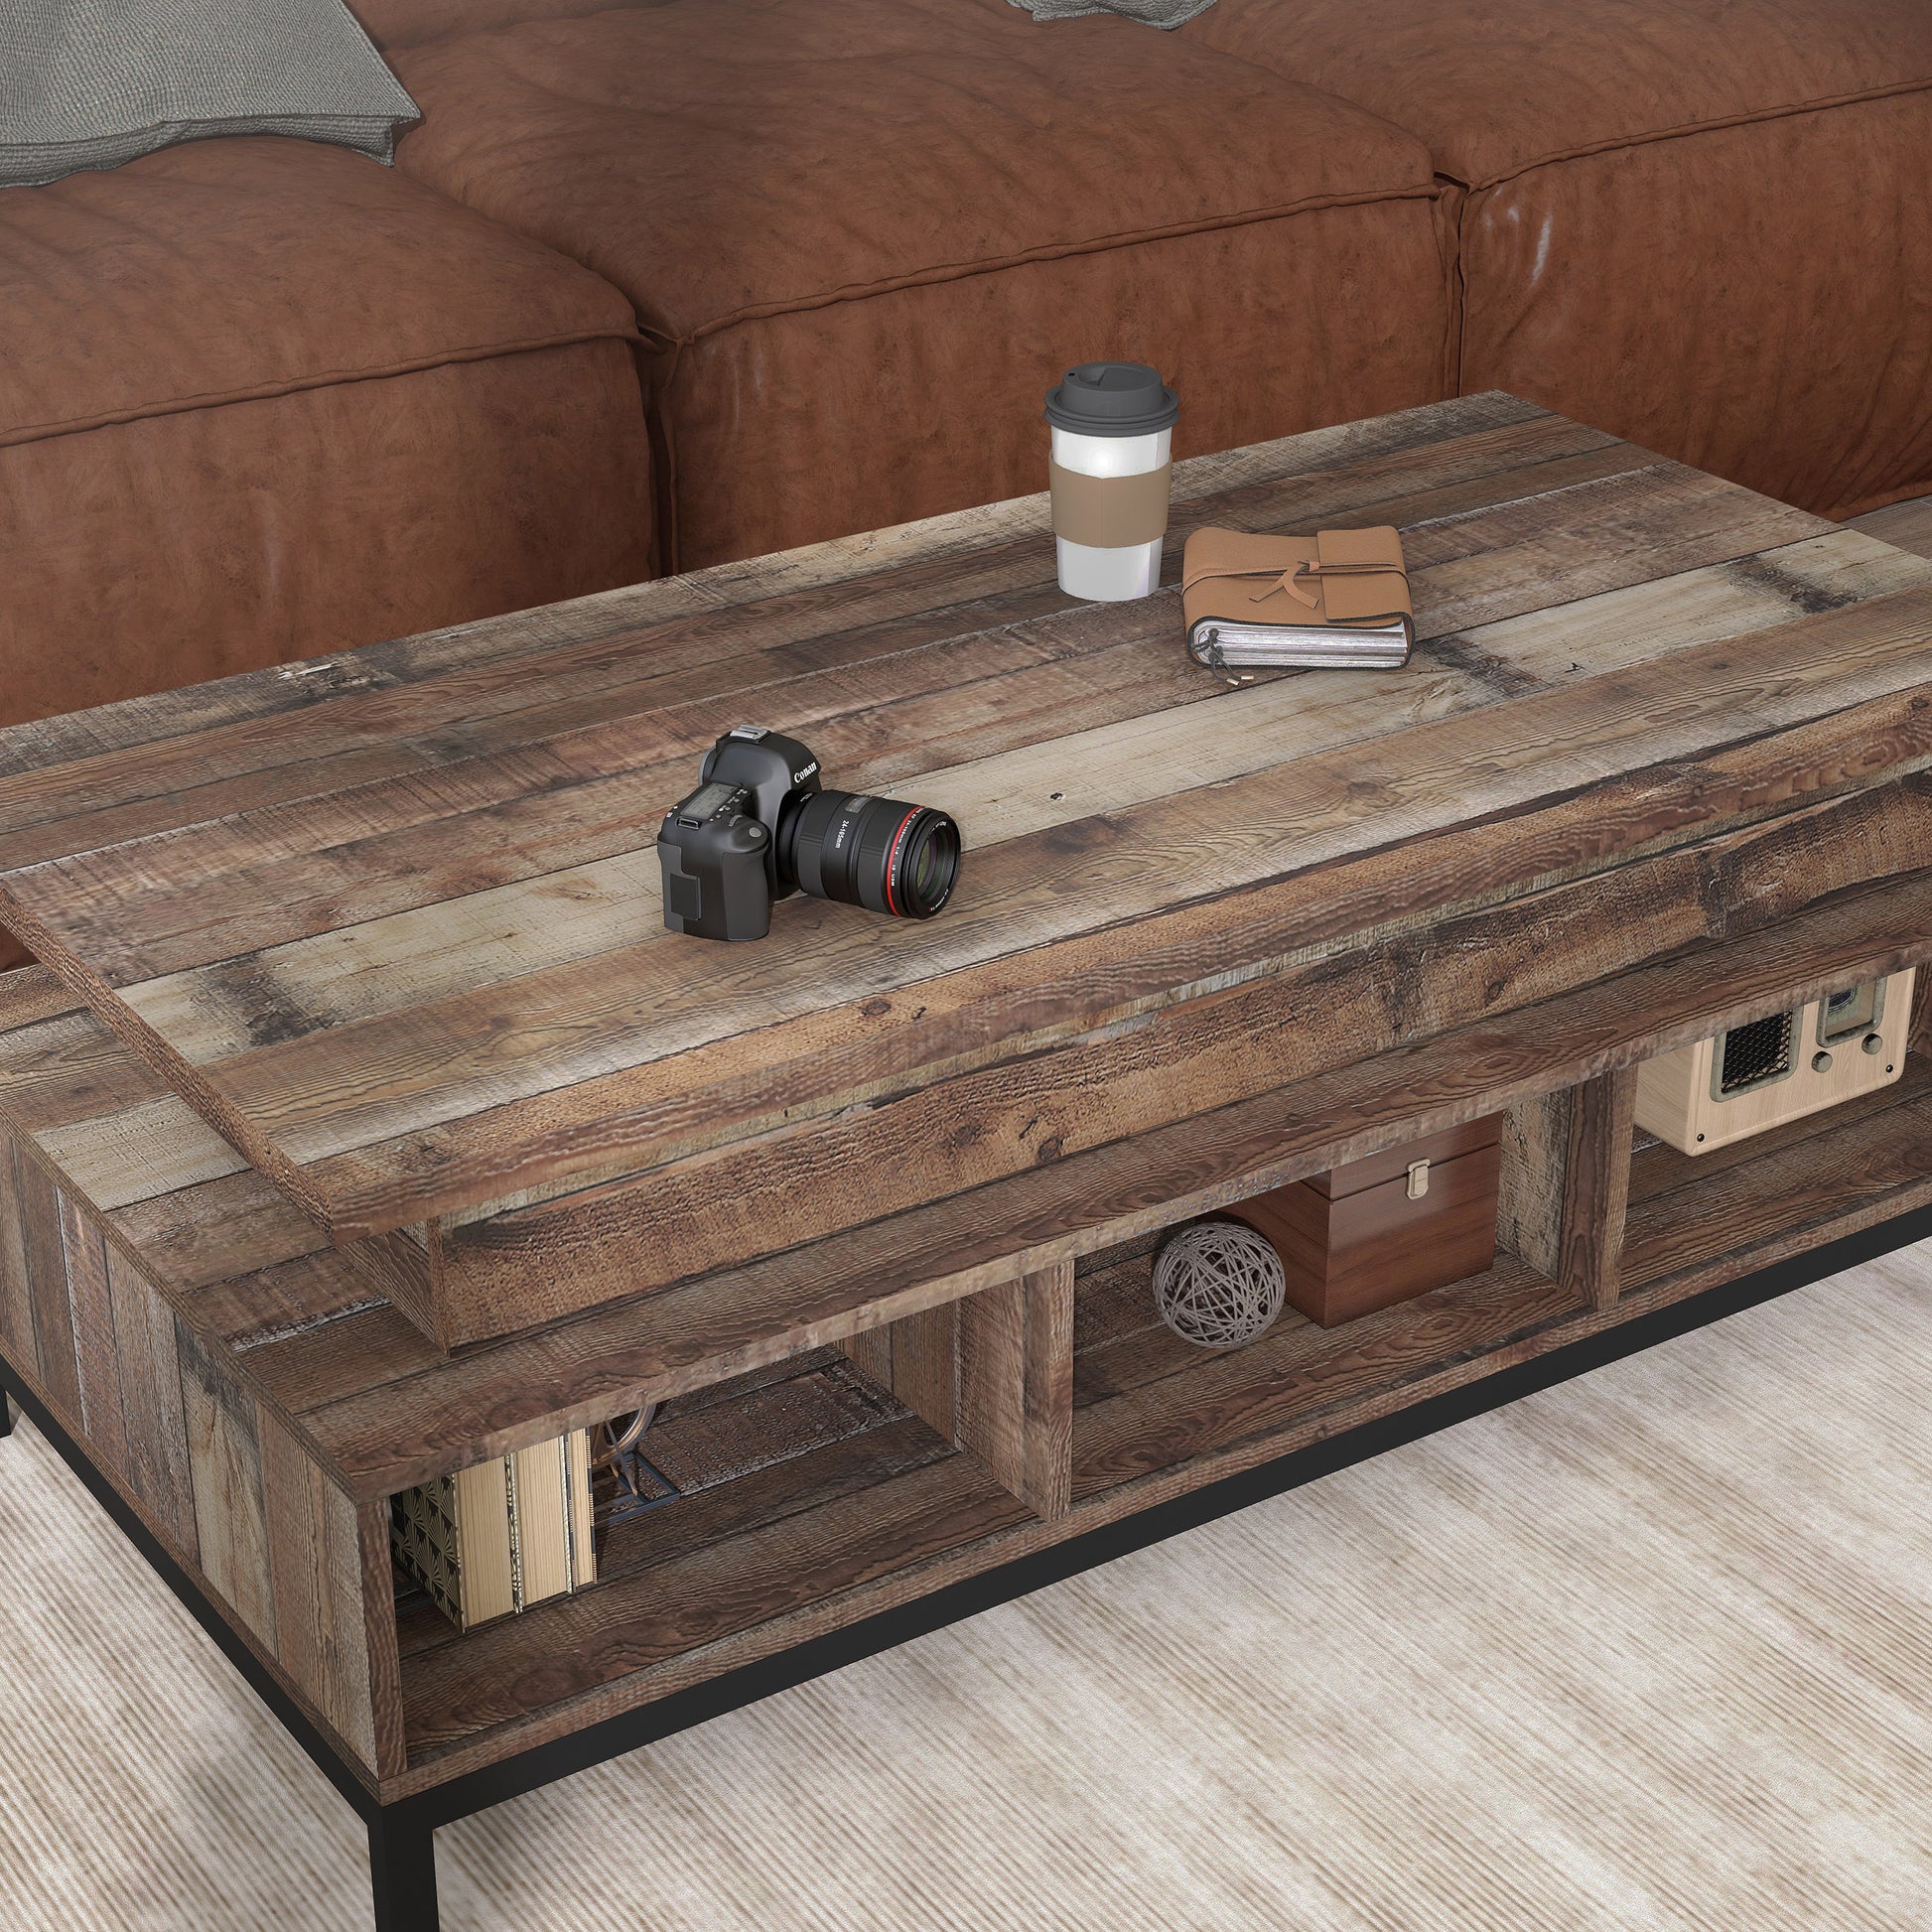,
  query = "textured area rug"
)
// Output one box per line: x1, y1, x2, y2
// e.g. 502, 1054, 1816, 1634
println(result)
4, 1243, 1931, 1929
